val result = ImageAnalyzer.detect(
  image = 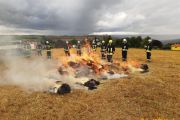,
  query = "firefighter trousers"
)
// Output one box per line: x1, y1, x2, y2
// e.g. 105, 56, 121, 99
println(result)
65, 51, 70, 56
122, 51, 127, 61
77, 50, 81, 56
101, 52, 106, 59
146, 52, 151, 60
37, 50, 42, 56
47, 51, 51, 59
107, 55, 113, 62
